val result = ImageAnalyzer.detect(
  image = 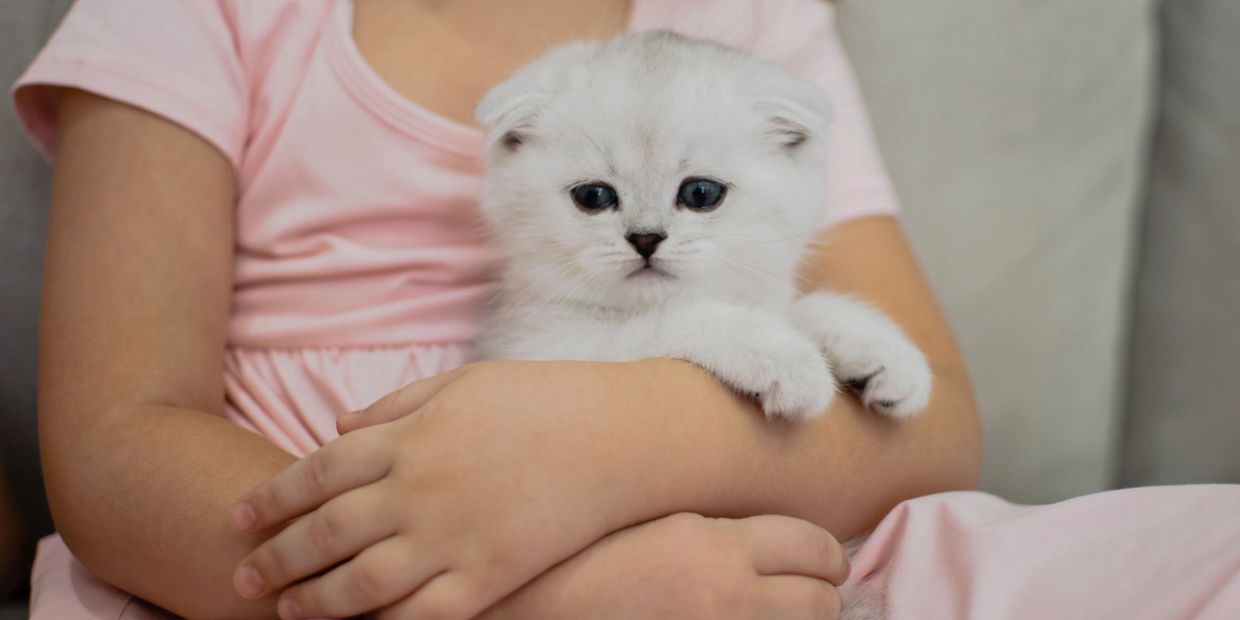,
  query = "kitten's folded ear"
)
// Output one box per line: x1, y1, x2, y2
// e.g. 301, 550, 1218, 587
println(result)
475, 79, 548, 153
754, 83, 832, 151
